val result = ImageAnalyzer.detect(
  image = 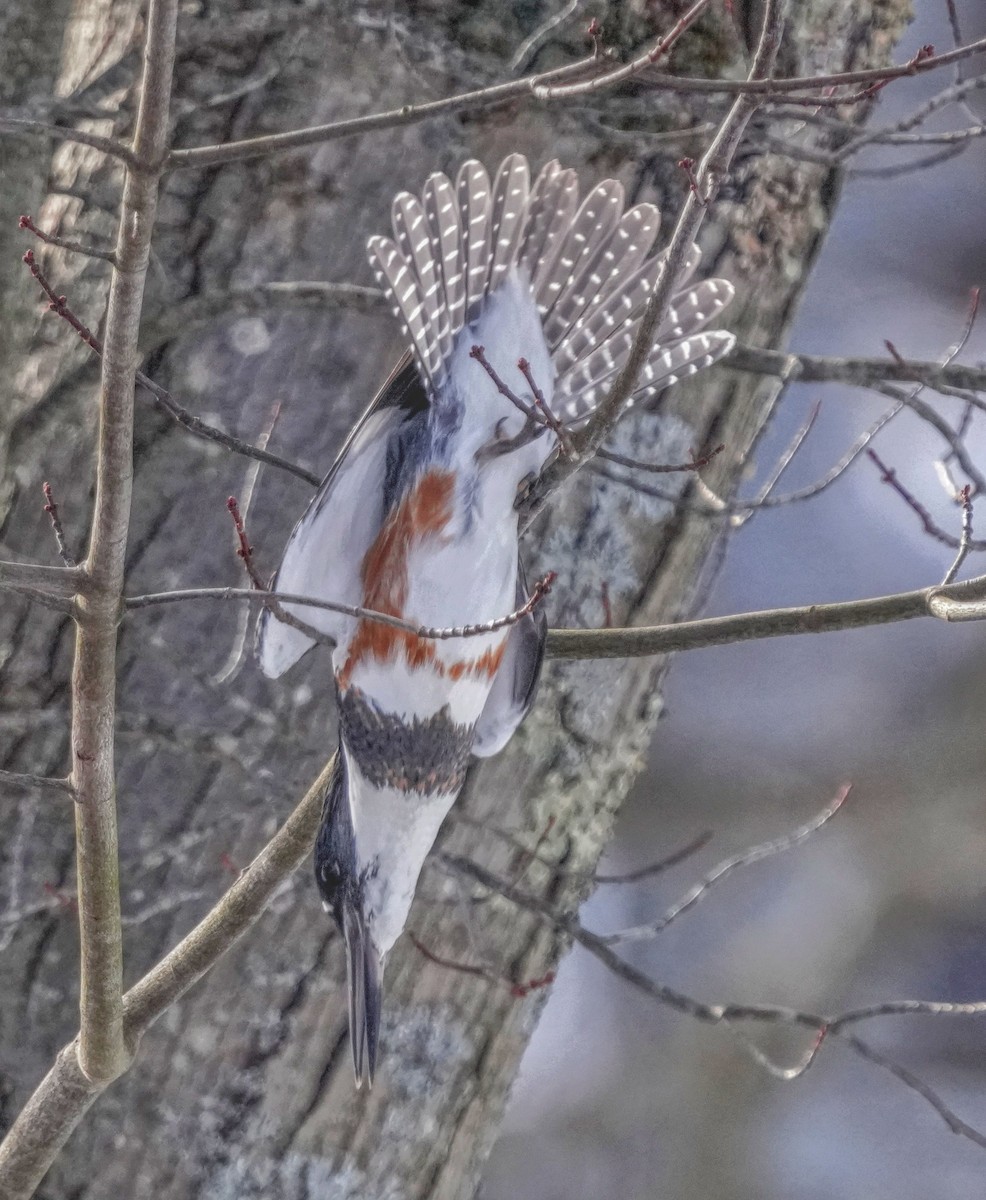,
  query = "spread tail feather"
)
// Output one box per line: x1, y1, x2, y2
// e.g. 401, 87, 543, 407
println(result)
367, 153, 735, 422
